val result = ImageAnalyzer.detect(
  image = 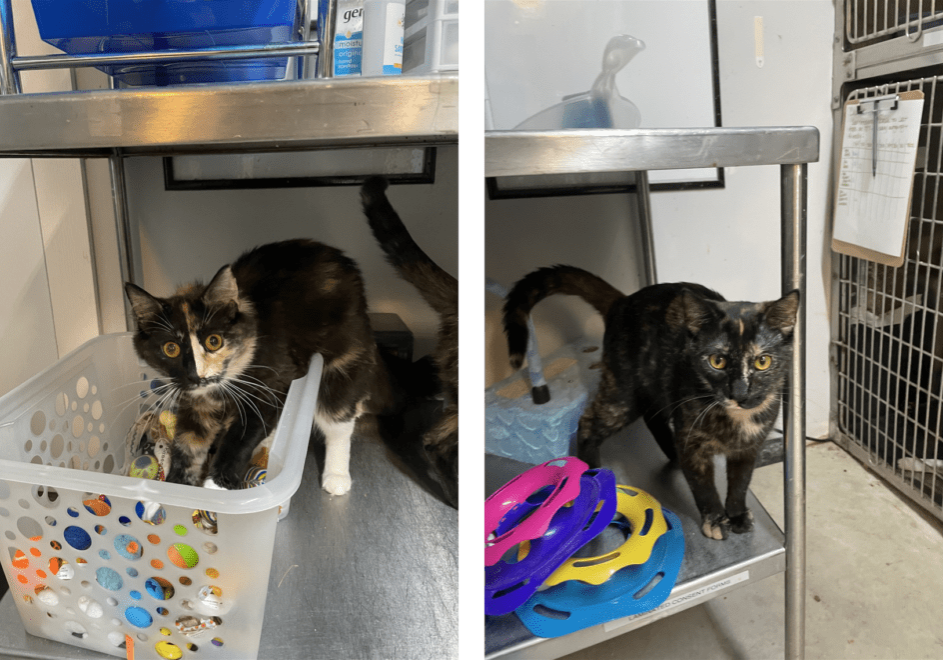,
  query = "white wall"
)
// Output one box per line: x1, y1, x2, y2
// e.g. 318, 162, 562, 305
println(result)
486, 1, 835, 438
0, 159, 59, 396
0, 1, 100, 398
10, 0, 100, 357
123, 146, 458, 359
